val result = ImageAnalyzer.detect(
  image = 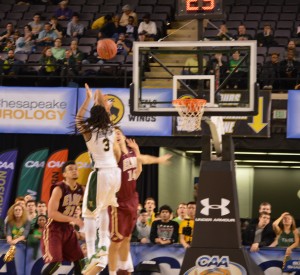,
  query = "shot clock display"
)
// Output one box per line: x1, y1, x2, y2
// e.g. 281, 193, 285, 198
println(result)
177, 0, 223, 19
